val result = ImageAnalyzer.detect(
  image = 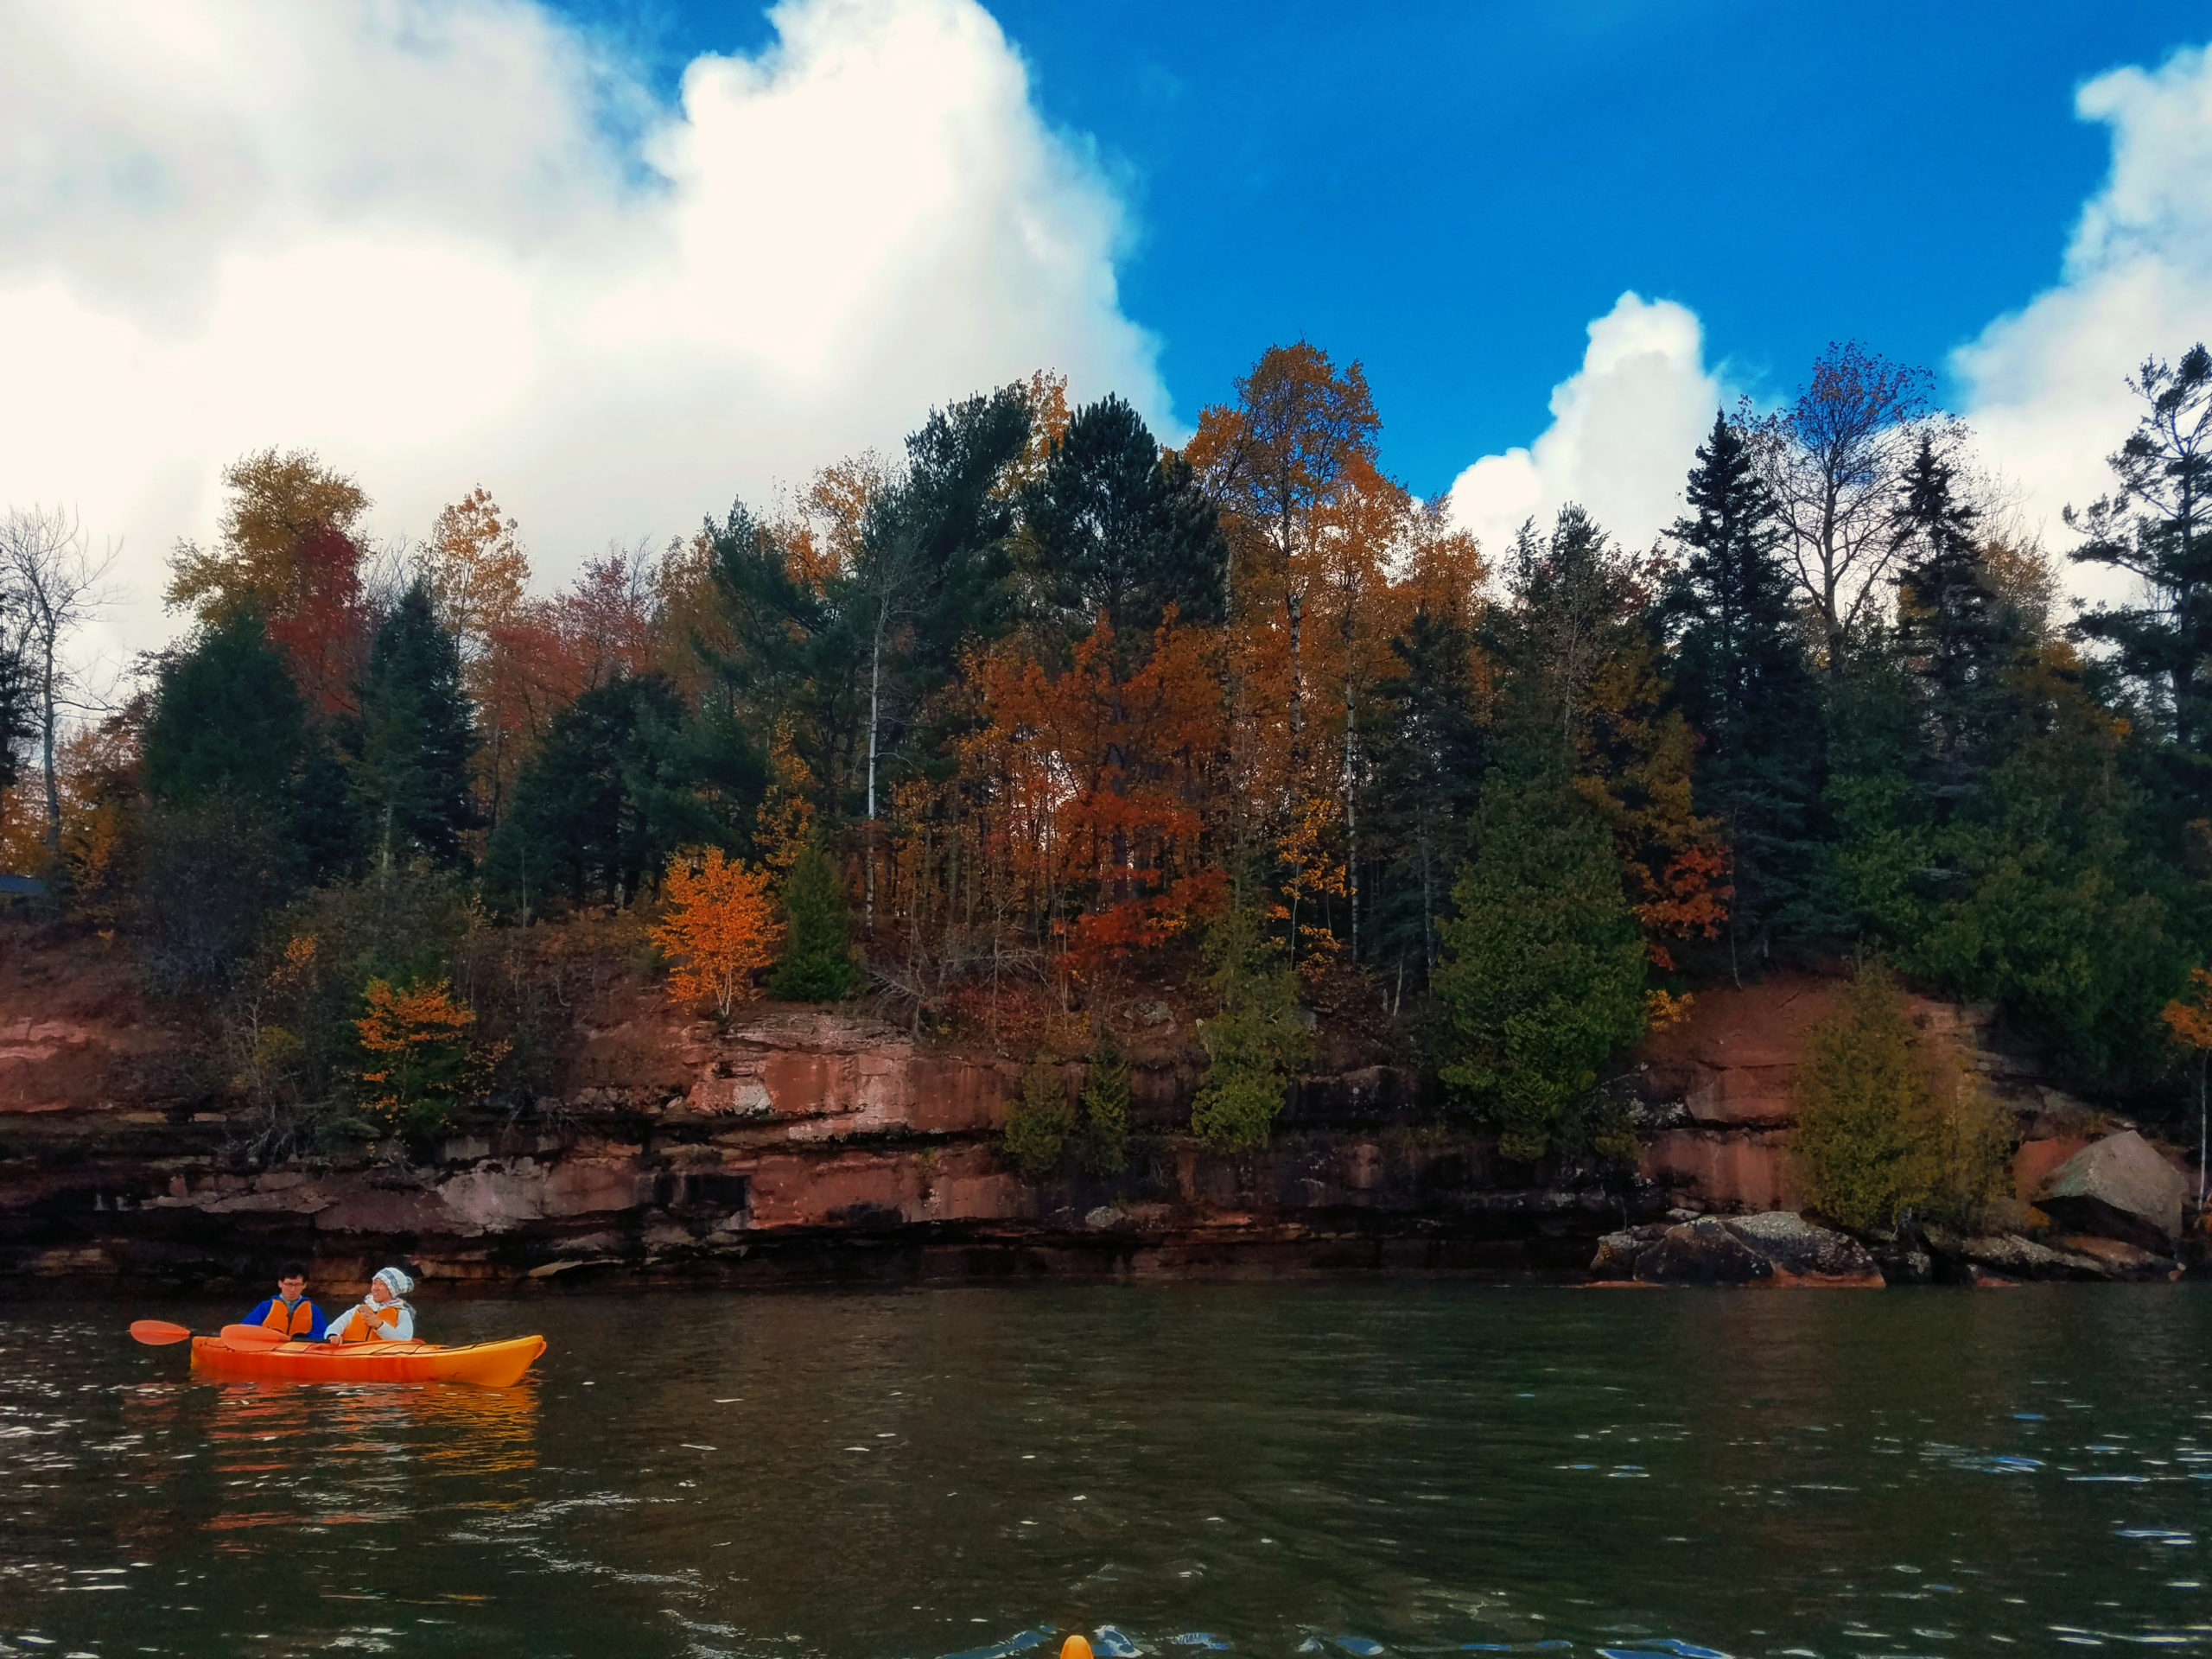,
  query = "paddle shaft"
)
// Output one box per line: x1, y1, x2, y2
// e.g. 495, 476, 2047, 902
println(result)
129, 1319, 292, 1348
